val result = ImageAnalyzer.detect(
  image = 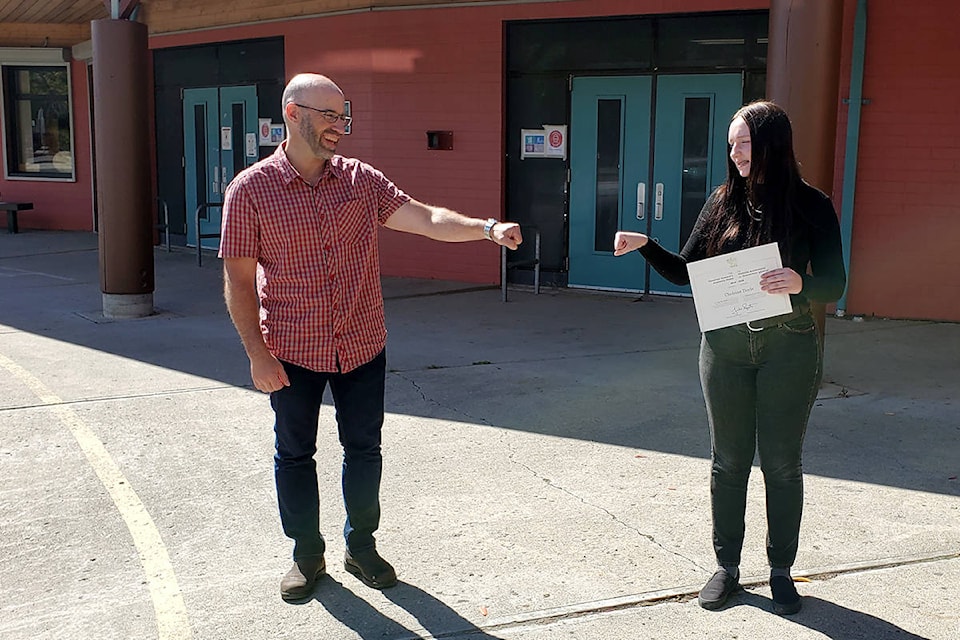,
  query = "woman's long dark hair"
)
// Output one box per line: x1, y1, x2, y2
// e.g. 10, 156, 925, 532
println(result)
703, 101, 803, 259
